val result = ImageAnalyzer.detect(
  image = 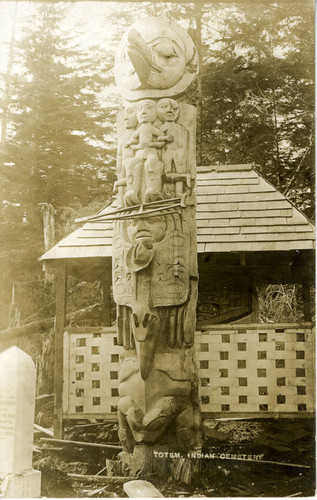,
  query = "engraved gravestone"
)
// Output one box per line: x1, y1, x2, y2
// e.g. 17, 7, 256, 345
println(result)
0, 346, 41, 497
